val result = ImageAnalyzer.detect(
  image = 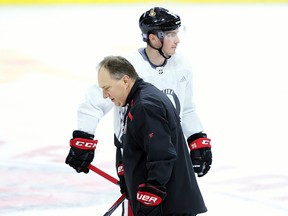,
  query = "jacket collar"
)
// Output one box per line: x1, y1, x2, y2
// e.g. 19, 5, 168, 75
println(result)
124, 78, 143, 107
